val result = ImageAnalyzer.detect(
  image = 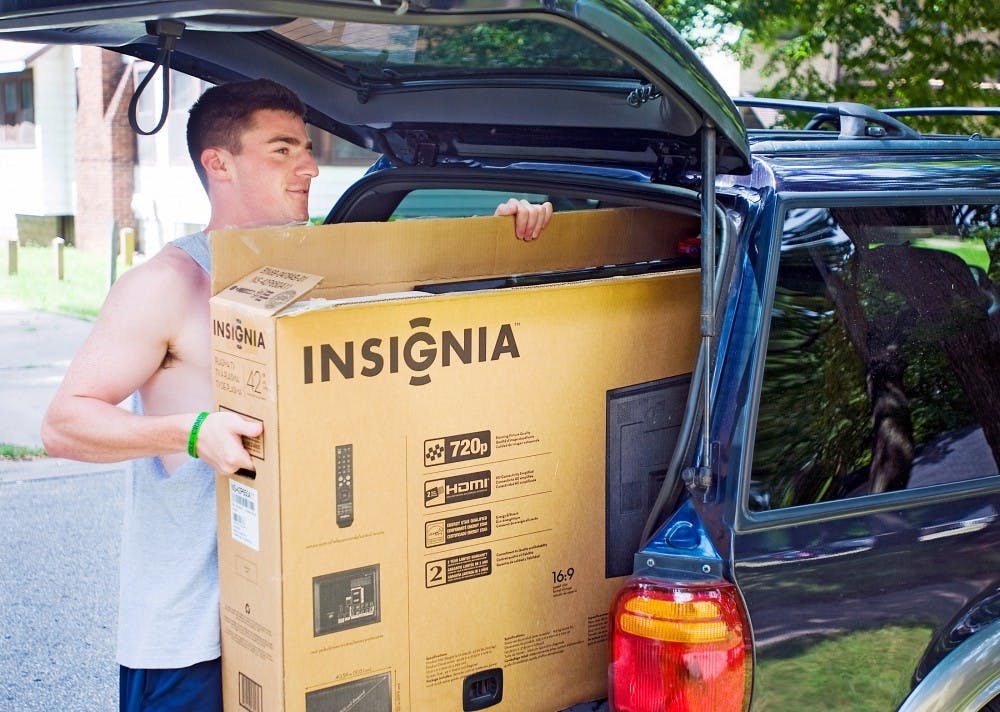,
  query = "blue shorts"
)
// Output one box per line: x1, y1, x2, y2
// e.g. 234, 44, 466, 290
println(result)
119, 657, 222, 712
